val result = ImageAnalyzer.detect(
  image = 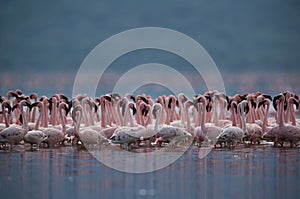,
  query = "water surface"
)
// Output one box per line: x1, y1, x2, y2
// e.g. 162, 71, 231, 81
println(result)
0, 144, 299, 199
